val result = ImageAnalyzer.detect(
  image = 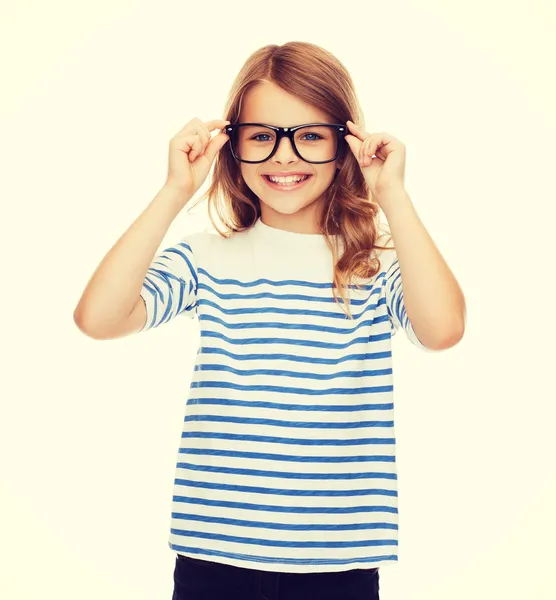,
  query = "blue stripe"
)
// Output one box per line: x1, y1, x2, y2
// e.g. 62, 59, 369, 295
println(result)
387, 260, 406, 328
187, 398, 394, 412
190, 380, 393, 395
198, 267, 379, 291
178, 461, 397, 481
182, 432, 395, 446
144, 269, 194, 326
198, 297, 385, 320
151, 270, 179, 325
198, 283, 371, 305
172, 511, 398, 531
395, 288, 404, 324
184, 415, 394, 429
200, 331, 391, 350
175, 478, 397, 498
180, 448, 395, 463
171, 544, 396, 566
165, 243, 198, 287
153, 268, 197, 322
170, 528, 398, 548
200, 346, 392, 365
141, 280, 159, 329
144, 273, 164, 302
199, 313, 382, 335
194, 363, 392, 380
173, 495, 398, 515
